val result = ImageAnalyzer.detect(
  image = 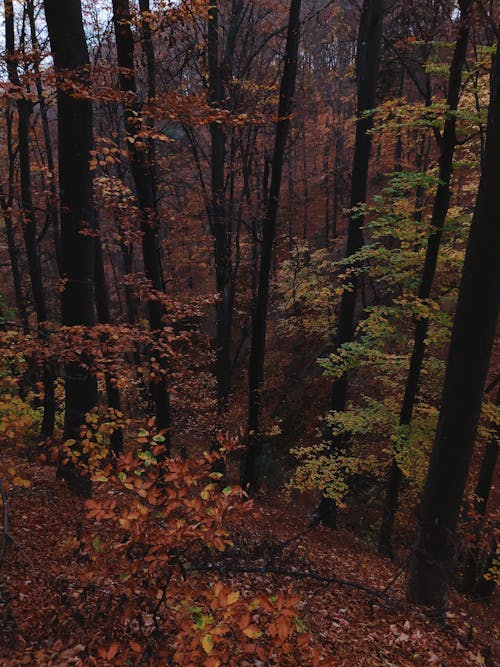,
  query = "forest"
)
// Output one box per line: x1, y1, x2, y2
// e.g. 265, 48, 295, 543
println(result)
0, 0, 498, 664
